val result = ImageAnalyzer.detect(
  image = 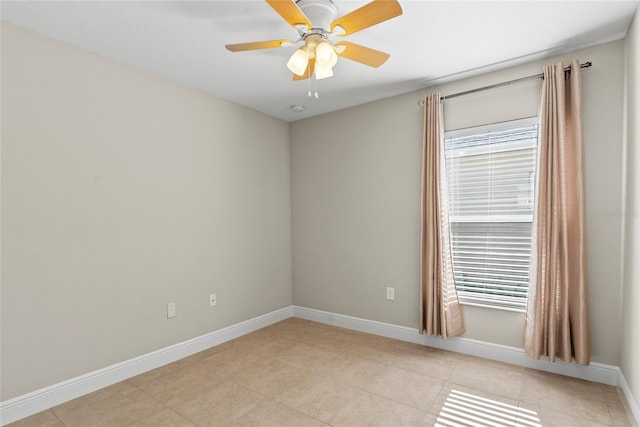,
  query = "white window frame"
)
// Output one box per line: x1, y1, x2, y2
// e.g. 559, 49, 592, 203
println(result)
444, 117, 538, 312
